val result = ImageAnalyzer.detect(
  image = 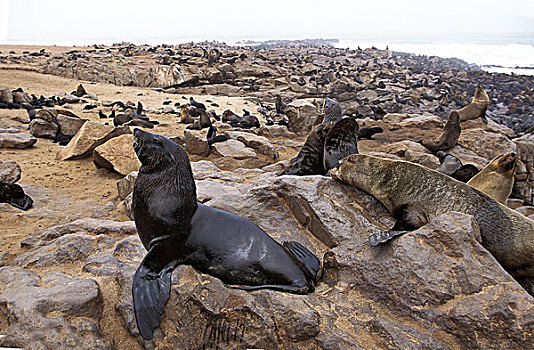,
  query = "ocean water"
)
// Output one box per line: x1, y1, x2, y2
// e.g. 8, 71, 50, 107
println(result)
4, 33, 533, 76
